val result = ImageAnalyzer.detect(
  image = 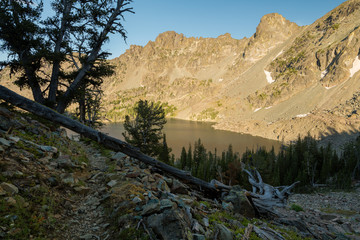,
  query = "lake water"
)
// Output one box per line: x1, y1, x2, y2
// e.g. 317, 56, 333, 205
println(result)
101, 119, 281, 158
